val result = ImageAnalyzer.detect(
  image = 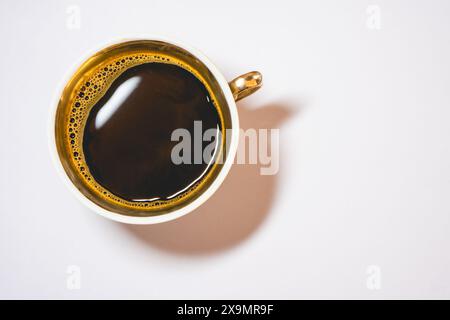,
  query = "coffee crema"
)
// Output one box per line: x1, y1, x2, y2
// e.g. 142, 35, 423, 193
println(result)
59, 49, 226, 214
